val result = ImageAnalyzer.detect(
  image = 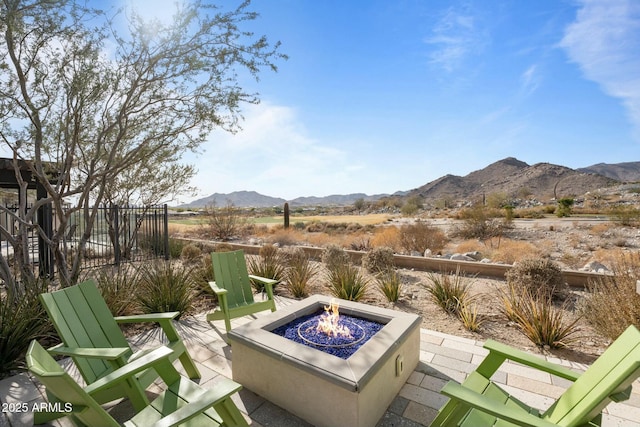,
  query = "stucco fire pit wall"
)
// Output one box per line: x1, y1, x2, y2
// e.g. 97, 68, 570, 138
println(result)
228, 295, 421, 427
